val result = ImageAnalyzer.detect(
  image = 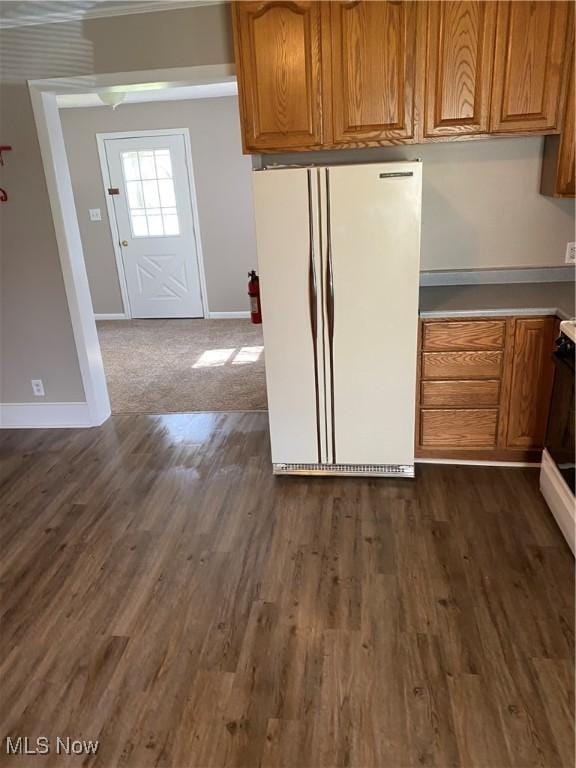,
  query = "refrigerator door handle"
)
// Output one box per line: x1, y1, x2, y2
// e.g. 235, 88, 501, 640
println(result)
379, 171, 414, 179
325, 168, 336, 463
307, 170, 322, 463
